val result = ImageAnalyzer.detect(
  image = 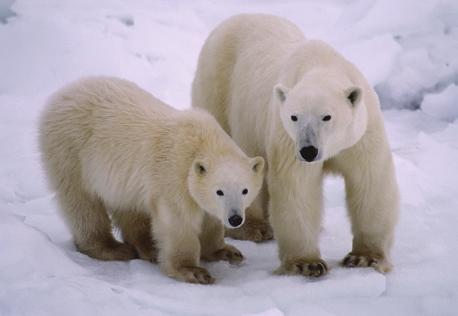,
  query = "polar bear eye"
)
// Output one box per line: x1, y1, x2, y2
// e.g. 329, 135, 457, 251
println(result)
322, 115, 332, 122
216, 190, 224, 196
242, 188, 248, 195
291, 115, 298, 122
